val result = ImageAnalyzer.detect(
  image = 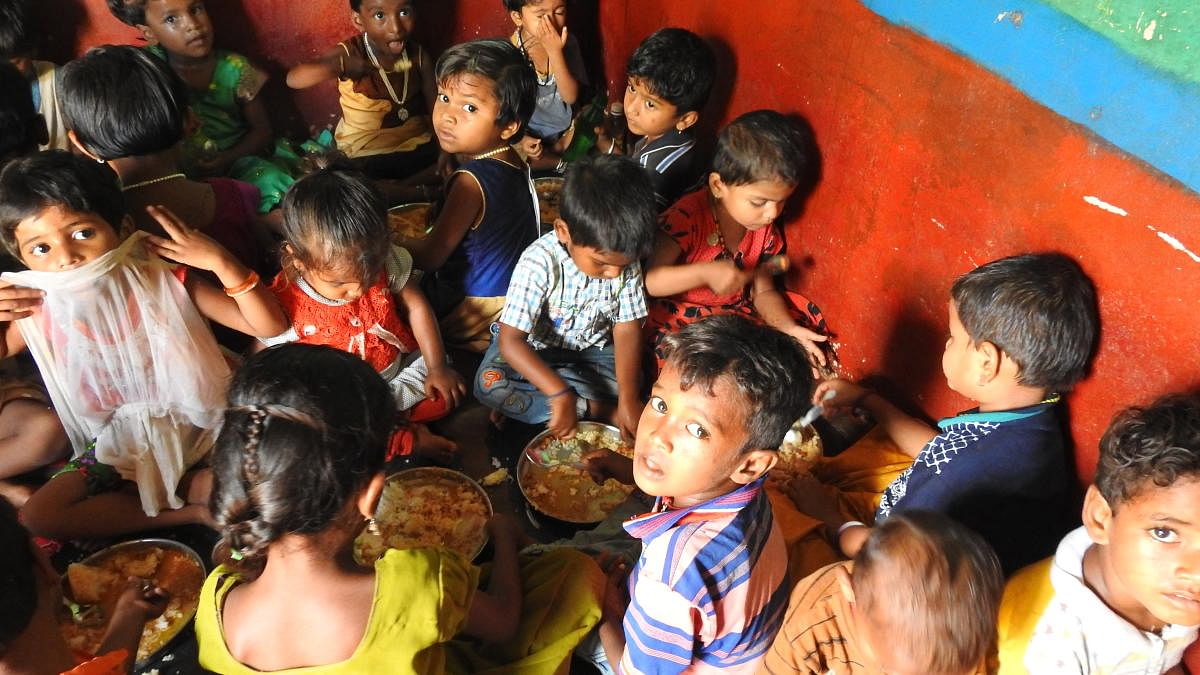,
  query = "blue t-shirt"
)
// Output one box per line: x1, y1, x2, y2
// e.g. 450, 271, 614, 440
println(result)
877, 399, 1076, 574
